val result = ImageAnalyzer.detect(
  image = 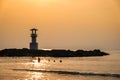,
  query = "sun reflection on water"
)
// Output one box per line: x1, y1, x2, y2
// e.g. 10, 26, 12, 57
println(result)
27, 72, 44, 80
24, 57, 49, 80
30, 57, 48, 70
